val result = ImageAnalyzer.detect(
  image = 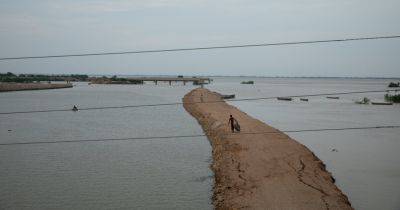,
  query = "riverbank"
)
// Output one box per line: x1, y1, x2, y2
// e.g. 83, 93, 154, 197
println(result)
0, 83, 73, 92
183, 88, 353, 209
